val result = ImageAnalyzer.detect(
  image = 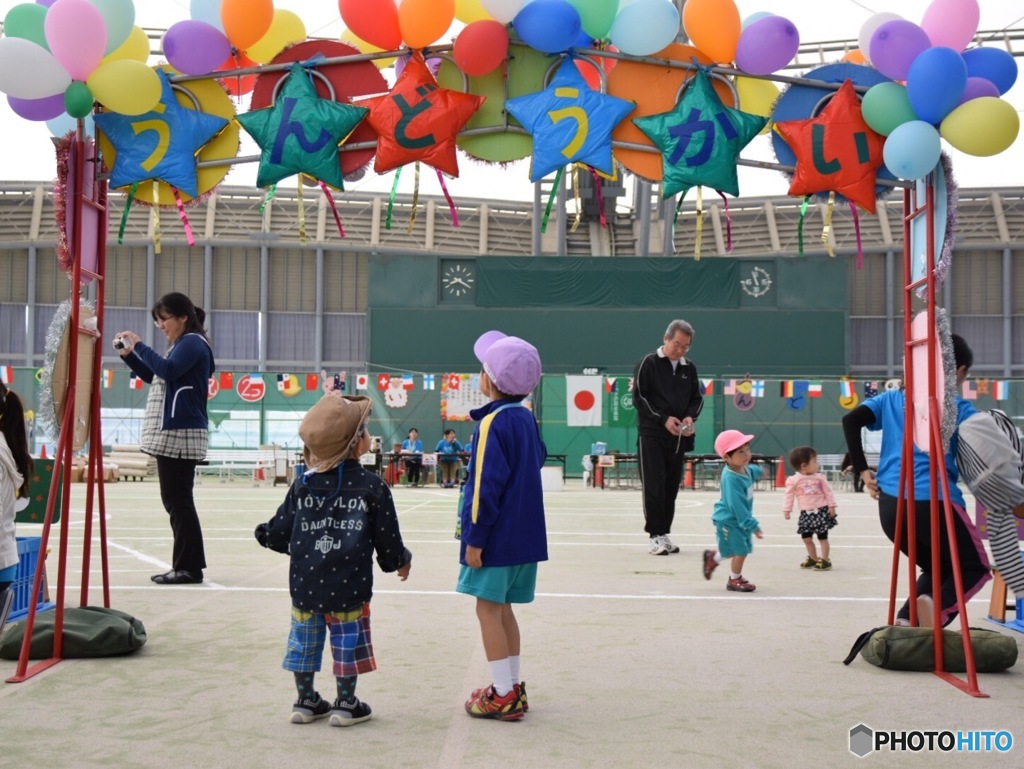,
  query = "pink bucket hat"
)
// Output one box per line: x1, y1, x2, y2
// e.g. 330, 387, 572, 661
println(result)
474, 330, 542, 396
714, 429, 755, 458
